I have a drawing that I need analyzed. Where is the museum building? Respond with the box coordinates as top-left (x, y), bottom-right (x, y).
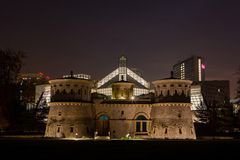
top-left (44, 56), bottom-right (196, 139)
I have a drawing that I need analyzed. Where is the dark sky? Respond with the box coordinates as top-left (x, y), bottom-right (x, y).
top-left (0, 0), bottom-right (240, 98)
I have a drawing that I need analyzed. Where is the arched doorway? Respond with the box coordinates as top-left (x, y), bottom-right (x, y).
top-left (96, 115), bottom-right (110, 136)
top-left (135, 115), bottom-right (148, 135)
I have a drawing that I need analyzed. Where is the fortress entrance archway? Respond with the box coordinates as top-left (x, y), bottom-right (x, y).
top-left (96, 115), bottom-right (110, 136)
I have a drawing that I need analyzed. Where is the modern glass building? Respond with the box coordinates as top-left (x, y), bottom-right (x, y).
top-left (173, 56), bottom-right (206, 82)
top-left (190, 85), bottom-right (207, 110)
top-left (95, 55), bottom-right (150, 97)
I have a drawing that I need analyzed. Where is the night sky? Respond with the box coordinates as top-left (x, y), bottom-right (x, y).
top-left (0, 0), bottom-right (240, 98)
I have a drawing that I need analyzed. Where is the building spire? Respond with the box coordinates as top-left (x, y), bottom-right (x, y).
top-left (118, 53), bottom-right (127, 81)
top-left (119, 55), bottom-right (127, 68)
top-left (70, 70), bottom-right (74, 78)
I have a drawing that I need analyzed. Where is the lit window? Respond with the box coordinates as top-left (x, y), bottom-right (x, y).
top-left (135, 115), bottom-right (148, 135)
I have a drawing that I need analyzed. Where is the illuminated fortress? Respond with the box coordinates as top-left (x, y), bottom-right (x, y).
top-left (44, 56), bottom-right (196, 139)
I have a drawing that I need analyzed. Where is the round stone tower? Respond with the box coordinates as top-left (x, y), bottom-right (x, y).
top-left (150, 76), bottom-right (196, 139)
top-left (112, 81), bottom-right (134, 100)
top-left (44, 75), bottom-right (95, 138)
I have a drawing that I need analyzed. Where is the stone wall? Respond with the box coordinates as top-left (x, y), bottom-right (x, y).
top-left (50, 79), bottom-right (92, 102)
top-left (152, 79), bottom-right (192, 97)
top-left (45, 102), bottom-right (196, 139)
top-left (95, 103), bottom-right (151, 139)
top-left (45, 102), bottom-right (95, 138)
top-left (151, 103), bottom-right (196, 139)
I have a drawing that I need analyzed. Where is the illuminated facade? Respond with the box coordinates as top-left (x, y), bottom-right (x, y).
top-left (173, 56), bottom-right (205, 82)
top-left (45, 73), bottom-right (196, 140)
top-left (95, 56), bottom-right (150, 97)
top-left (63, 73), bottom-right (91, 80)
top-left (190, 85), bottom-right (207, 110)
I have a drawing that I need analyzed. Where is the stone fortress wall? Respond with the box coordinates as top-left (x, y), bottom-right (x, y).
top-left (95, 103), bottom-right (151, 139)
top-left (45, 76), bottom-right (196, 139)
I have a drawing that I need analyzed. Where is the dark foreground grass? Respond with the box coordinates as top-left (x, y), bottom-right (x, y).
top-left (0, 138), bottom-right (239, 160)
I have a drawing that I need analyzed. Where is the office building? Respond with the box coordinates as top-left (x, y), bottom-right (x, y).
top-left (173, 56), bottom-right (206, 82)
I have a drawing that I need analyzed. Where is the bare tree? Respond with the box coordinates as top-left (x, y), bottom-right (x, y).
top-left (0, 48), bottom-right (25, 129)
top-left (0, 48), bottom-right (25, 86)
top-left (236, 65), bottom-right (240, 98)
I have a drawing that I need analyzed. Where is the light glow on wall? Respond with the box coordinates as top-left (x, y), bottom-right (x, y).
top-left (198, 59), bottom-right (202, 81)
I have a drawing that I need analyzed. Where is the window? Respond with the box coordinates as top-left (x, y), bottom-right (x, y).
top-left (178, 84), bottom-right (182, 87)
top-left (71, 89), bottom-right (74, 94)
top-left (153, 126), bottom-right (156, 134)
top-left (121, 75), bottom-right (124, 81)
top-left (57, 127), bottom-right (60, 133)
top-left (136, 122), bottom-right (141, 132)
top-left (70, 127), bottom-right (74, 133)
top-left (178, 112), bottom-right (181, 118)
top-left (58, 112), bottom-right (62, 116)
top-left (66, 84), bottom-right (70, 87)
top-left (179, 128), bottom-right (182, 134)
top-left (142, 122), bottom-right (147, 132)
top-left (121, 111), bottom-right (124, 115)
top-left (175, 90), bottom-right (177, 94)
top-left (170, 84), bottom-right (174, 87)
top-left (99, 115), bottom-right (109, 120)
top-left (165, 128), bottom-right (168, 134)
top-left (56, 89), bottom-right (60, 94)
top-left (86, 127), bottom-right (89, 134)
top-left (135, 115), bottom-right (148, 135)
